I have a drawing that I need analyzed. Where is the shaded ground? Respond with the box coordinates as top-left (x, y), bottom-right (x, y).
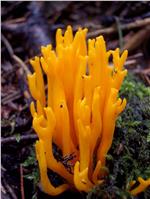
top-left (1, 2), bottom-right (150, 199)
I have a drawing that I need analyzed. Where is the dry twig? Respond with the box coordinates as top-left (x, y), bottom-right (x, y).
top-left (124, 59), bottom-right (137, 69)
top-left (2, 90), bottom-right (21, 105)
top-left (123, 25), bottom-right (150, 52)
top-left (2, 33), bottom-right (32, 104)
top-left (20, 164), bottom-right (25, 199)
top-left (1, 134), bottom-right (38, 145)
top-left (87, 17), bottom-right (150, 38)
top-left (2, 178), bottom-right (18, 199)
top-left (2, 33), bottom-right (31, 75)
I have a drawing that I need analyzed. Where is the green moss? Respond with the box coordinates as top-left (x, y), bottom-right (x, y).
top-left (23, 146), bottom-right (39, 199)
top-left (87, 73), bottom-right (150, 199)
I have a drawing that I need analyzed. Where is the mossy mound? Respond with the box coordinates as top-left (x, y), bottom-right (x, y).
top-left (87, 73), bottom-right (150, 199)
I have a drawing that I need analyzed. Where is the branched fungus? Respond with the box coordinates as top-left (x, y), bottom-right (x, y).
top-left (27, 26), bottom-right (149, 196)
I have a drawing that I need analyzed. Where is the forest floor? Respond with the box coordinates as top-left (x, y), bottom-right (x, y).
top-left (1, 2), bottom-right (150, 199)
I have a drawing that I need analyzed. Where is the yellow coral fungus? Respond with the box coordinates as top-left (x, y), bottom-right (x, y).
top-left (28, 26), bottom-right (128, 195)
top-left (129, 177), bottom-right (150, 196)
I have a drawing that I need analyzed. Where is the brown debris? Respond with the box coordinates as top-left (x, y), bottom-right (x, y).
top-left (87, 17), bottom-right (150, 38)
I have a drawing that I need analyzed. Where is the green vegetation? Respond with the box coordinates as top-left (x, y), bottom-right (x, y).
top-left (23, 146), bottom-right (39, 199)
top-left (87, 73), bottom-right (150, 199)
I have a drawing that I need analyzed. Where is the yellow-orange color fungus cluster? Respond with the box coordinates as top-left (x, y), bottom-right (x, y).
top-left (129, 177), bottom-right (150, 196)
top-left (28, 26), bottom-right (129, 195)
